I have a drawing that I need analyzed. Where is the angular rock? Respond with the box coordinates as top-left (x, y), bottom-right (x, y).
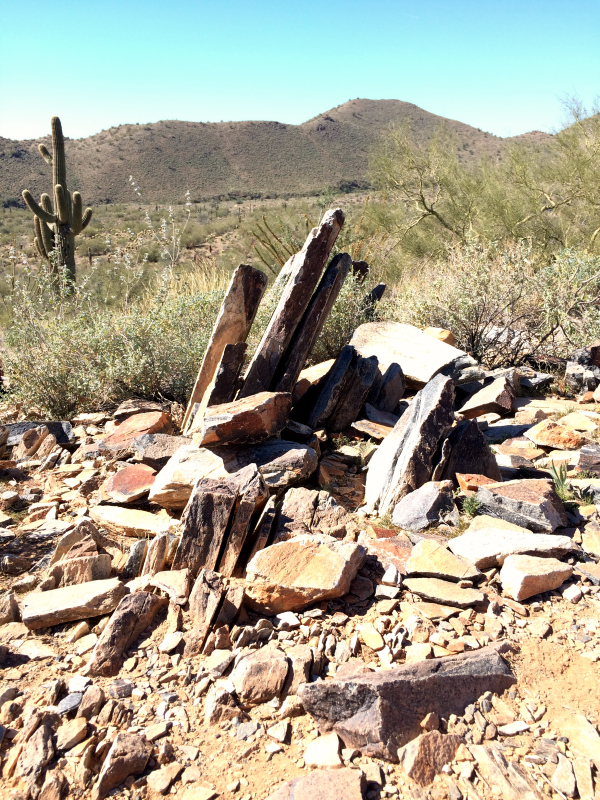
top-left (403, 577), bottom-right (484, 608)
top-left (298, 645), bottom-right (515, 760)
top-left (351, 419), bottom-right (393, 441)
top-left (188, 568), bottom-right (224, 631)
top-left (459, 377), bottom-right (515, 419)
top-left (449, 528), bottom-right (578, 569)
top-left (283, 644), bottom-right (313, 696)
top-left (148, 445), bottom-right (227, 510)
top-left (206, 341), bottom-right (248, 406)
top-left (0, 592), bottom-right (20, 625)
top-left (244, 495), bottom-right (279, 563)
top-left (358, 532), bottom-right (413, 575)
top-left (350, 321), bottom-right (476, 389)
top-left (92, 732), bottom-right (152, 800)
top-left (219, 440), bottom-right (318, 490)
top-left (303, 345), bottom-right (357, 430)
top-left (476, 479), bottom-right (567, 532)
top-left (525, 419), bottom-right (585, 450)
top-left (304, 731), bottom-right (343, 768)
top-left (499, 555), bottom-right (573, 601)
top-left (99, 411), bottom-right (171, 454)
top-left (433, 420), bottom-right (502, 486)
top-left (101, 464), bottom-right (156, 503)
top-left (86, 592), bottom-right (166, 676)
top-left (406, 539), bottom-right (481, 582)
top-left (121, 539), bottom-right (148, 581)
top-left (366, 362), bottom-right (406, 415)
top-left (292, 359), bottom-right (335, 405)
top-left (56, 717), bottom-right (88, 751)
top-left (90, 505), bottom-right (173, 538)
top-left (195, 391), bottom-right (292, 445)
top-left (456, 473), bottom-right (498, 493)
top-left (327, 354), bottom-right (380, 433)
top-left (113, 398), bottom-right (163, 422)
top-left (274, 486), bottom-right (319, 541)
top-left (50, 553), bottom-right (112, 587)
top-left (151, 569), bottom-right (191, 605)
top-left (240, 209), bottom-right (344, 398)
top-left (78, 685), bottom-right (105, 720)
top-left (231, 647), bottom-right (290, 706)
top-left (13, 424), bottom-right (49, 460)
top-left (245, 536), bottom-right (366, 613)
top-left (17, 723), bottom-right (54, 786)
top-left (214, 583), bottom-right (245, 627)
top-left (204, 684), bottom-right (242, 726)
top-left (398, 730), bottom-right (464, 785)
top-left (391, 480), bottom-right (458, 531)
top-left (265, 768), bottom-right (365, 800)
top-left (21, 578), bottom-right (126, 630)
top-left (219, 464), bottom-right (269, 576)
top-left (142, 532), bottom-right (170, 576)
top-left (365, 374), bottom-right (455, 516)
top-left (7, 420), bottom-right (73, 447)
top-left (131, 433), bottom-right (192, 471)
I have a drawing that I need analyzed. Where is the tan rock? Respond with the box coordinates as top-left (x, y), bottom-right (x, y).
top-left (21, 578), bottom-right (126, 630)
top-left (92, 732), bottom-right (152, 800)
top-left (56, 717), bottom-right (88, 751)
top-left (264, 769), bottom-right (365, 800)
top-left (560, 411), bottom-right (599, 433)
top-left (358, 624), bottom-right (385, 651)
top-left (50, 553), bottom-right (112, 587)
top-left (406, 540), bottom-right (481, 583)
top-left (150, 569), bottom-right (191, 605)
top-left (525, 419), bottom-right (585, 450)
top-left (581, 524), bottom-right (600, 558)
top-left (499, 555), bottom-right (573, 601)
top-left (304, 731), bottom-right (343, 769)
top-left (148, 445), bottom-right (228, 510)
top-left (404, 643), bottom-right (433, 663)
top-left (231, 647), bottom-right (289, 706)
top-left (194, 391), bottom-right (292, 445)
top-left (466, 514), bottom-right (528, 533)
top-left (449, 528), bottom-right (577, 569)
top-left (89, 505), bottom-right (174, 538)
top-left (398, 730), bottom-right (464, 785)
top-left (99, 411), bottom-right (171, 454)
top-left (403, 577), bottom-right (484, 608)
top-left (147, 762), bottom-right (184, 794)
top-left (293, 360), bottom-right (335, 404)
top-left (456, 473), bottom-right (498, 493)
top-left (460, 378), bottom-right (515, 419)
top-left (423, 327), bottom-right (456, 346)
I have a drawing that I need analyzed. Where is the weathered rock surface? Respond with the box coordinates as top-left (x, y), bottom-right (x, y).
top-left (265, 768), bottom-right (365, 800)
top-left (297, 645), bottom-right (515, 760)
top-left (21, 578), bottom-right (126, 630)
top-left (101, 464), bottom-right (156, 503)
top-left (433, 420), bottom-right (502, 485)
top-left (406, 539), bottom-right (482, 582)
top-left (131, 433), bottom-right (192, 470)
top-left (449, 528), bottom-right (578, 569)
top-left (403, 577), bottom-right (484, 607)
top-left (196, 391), bottom-right (292, 445)
top-left (365, 374), bottom-right (455, 516)
top-left (219, 440), bottom-right (318, 490)
top-left (231, 648), bottom-right (290, 706)
top-left (99, 411), bottom-right (171, 454)
top-left (148, 445), bottom-right (227, 510)
top-left (206, 341), bottom-right (248, 406)
top-left (476, 479), bottom-right (567, 532)
top-left (245, 536), bottom-right (366, 613)
top-left (391, 480), bottom-right (458, 531)
top-left (303, 345), bottom-right (357, 430)
top-left (219, 464), bottom-right (269, 577)
top-left (90, 505), bottom-right (174, 537)
top-left (459, 377), bottom-right (515, 419)
top-left (86, 592), bottom-right (166, 676)
top-left (327, 354), bottom-right (379, 433)
top-left (92, 732), bottom-right (152, 800)
top-left (499, 555), bottom-right (573, 601)
top-left (358, 533), bottom-right (413, 575)
top-left (524, 419), bottom-right (585, 450)
top-left (398, 730), bottom-right (464, 785)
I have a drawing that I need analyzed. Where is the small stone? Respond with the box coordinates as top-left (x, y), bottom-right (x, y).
top-left (56, 717), bottom-right (88, 751)
top-left (159, 631), bottom-right (184, 653)
top-left (57, 693), bottom-right (83, 715)
top-left (500, 555), bottom-right (573, 601)
top-left (563, 584), bottom-right (583, 603)
top-left (147, 762), bottom-right (184, 794)
top-left (304, 731), bottom-right (343, 769)
top-left (268, 720), bottom-right (290, 743)
top-left (498, 721), bottom-right (530, 736)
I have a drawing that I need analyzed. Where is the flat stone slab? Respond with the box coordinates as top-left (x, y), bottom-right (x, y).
top-left (500, 555), bottom-right (573, 601)
top-left (403, 577), bottom-right (484, 608)
top-left (131, 434), bottom-right (192, 470)
top-left (21, 578), bottom-right (126, 630)
top-left (149, 445), bottom-right (228, 510)
top-left (90, 506), bottom-right (174, 538)
top-left (195, 391), bottom-right (292, 445)
top-left (448, 528), bottom-right (578, 570)
top-left (101, 464), bottom-right (156, 503)
top-left (476, 479), bottom-right (567, 532)
top-left (266, 768), bottom-right (365, 800)
top-left (99, 411), bottom-right (172, 453)
top-left (406, 539), bottom-right (482, 582)
top-left (524, 420), bottom-right (585, 450)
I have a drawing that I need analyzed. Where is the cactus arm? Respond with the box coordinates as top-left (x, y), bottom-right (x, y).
top-left (34, 218), bottom-right (46, 259)
top-left (40, 218), bottom-right (54, 256)
top-left (22, 190), bottom-right (57, 225)
top-left (51, 116), bottom-right (67, 190)
top-left (81, 208), bottom-right (92, 230)
top-left (38, 144), bottom-right (53, 165)
top-left (41, 193), bottom-right (54, 215)
top-left (55, 185), bottom-right (69, 224)
top-left (34, 235), bottom-right (47, 260)
top-left (72, 192), bottom-right (83, 234)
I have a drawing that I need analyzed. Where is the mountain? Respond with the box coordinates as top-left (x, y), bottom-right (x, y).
top-left (0, 99), bottom-right (555, 205)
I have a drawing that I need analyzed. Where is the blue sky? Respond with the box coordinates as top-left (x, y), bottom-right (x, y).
top-left (1, 0), bottom-right (598, 140)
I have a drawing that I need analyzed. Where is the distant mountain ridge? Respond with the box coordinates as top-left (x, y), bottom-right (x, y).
top-left (0, 99), bottom-right (554, 204)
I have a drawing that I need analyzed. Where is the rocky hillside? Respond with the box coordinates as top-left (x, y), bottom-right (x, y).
top-left (0, 99), bottom-right (554, 204)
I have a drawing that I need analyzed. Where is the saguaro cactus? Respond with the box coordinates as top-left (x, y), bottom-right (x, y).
top-left (22, 116), bottom-right (92, 284)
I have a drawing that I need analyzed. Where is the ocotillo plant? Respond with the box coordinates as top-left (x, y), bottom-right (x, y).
top-left (22, 116), bottom-right (92, 284)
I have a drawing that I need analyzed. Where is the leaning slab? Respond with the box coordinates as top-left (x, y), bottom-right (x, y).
top-left (21, 578), bottom-right (126, 630)
top-left (406, 539), bottom-right (482, 582)
top-left (297, 645), bottom-right (515, 761)
top-left (194, 391), bottom-right (292, 445)
top-left (448, 528), bottom-right (578, 570)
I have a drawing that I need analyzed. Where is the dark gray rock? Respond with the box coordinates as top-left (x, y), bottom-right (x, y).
top-left (297, 645), bottom-right (515, 761)
top-left (391, 480), bottom-right (458, 531)
top-left (328, 354), bottom-right (379, 433)
top-left (7, 420), bottom-right (74, 447)
top-left (131, 434), bottom-right (191, 470)
top-left (57, 693), bottom-right (83, 715)
top-left (120, 539), bottom-right (148, 581)
top-left (433, 419), bottom-right (502, 485)
top-left (304, 345), bottom-right (357, 430)
top-left (367, 362), bottom-right (406, 414)
top-left (206, 342), bottom-right (248, 406)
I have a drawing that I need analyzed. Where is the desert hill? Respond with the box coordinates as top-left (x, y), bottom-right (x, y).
top-left (0, 99), bottom-right (554, 204)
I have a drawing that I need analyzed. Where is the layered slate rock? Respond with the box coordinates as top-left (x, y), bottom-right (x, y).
top-left (185, 569), bottom-right (224, 654)
top-left (148, 445), bottom-right (227, 510)
top-left (406, 539), bottom-right (482, 582)
top-left (402, 577), bottom-right (484, 608)
top-left (183, 263), bottom-right (268, 430)
top-left (350, 321), bottom-right (476, 388)
top-left (21, 578), bottom-right (126, 630)
top-left (499, 555), bottom-right (573, 601)
top-left (195, 391), bottom-right (292, 446)
top-left (476, 479), bottom-right (567, 532)
top-left (297, 645), bottom-right (515, 760)
top-left (245, 535), bottom-right (366, 613)
top-left (366, 362), bottom-right (406, 415)
top-left (86, 592), bottom-right (166, 676)
top-left (101, 464), bottom-right (156, 503)
top-left (206, 341), bottom-right (248, 406)
top-left (459, 377), bottom-right (515, 419)
top-left (303, 345), bottom-right (357, 430)
top-left (391, 480), bottom-right (458, 531)
top-left (292, 359), bottom-right (335, 405)
top-left (433, 420), bottom-right (502, 485)
top-left (219, 464), bottom-right (269, 577)
top-left (90, 506), bottom-right (174, 538)
top-left (240, 208), bottom-right (344, 398)
top-left (365, 374), bottom-right (455, 516)
top-left (131, 434), bottom-right (192, 470)
top-left (265, 768), bottom-right (366, 800)
top-left (99, 411), bottom-right (172, 454)
top-left (327, 354), bottom-right (380, 433)
top-left (448, 528), bottom-right (578, 569)
top-left (218, 440), bottom-right (318, 490)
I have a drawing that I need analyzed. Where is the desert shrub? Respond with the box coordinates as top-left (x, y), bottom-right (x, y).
top-left (383, 240), bottom-right (600, 368)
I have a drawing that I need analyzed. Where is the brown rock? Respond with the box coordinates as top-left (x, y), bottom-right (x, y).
top-left (358, 533), bottom-right (413, 575)
top-left (150, 569), bottom-right (191, 606)
top-left (476, 479), bottom-right (567, 532)
top-left (17, 723), bottom-right (54, 786)
top-left (398, 730), bottom-right (464, 785)
top-left (219, 440), bottom-right (318, 490)
top-left (13, 424), bottom-right (49, 460)
top-left (459, 378), bottom-right (515, 419)
top-left (433, 420), bottom-right (502, 485)
top-left (351, 419), bottom-right (393, 441)
top-left (92, 732), bottom-right (152, 800)
top-left (525, 419), bottom-right (585, 450)
top-left (196, 391), bottom-right (292, 445)
top-left (101, 464), bottom-right (156, 503)
top-left (142, 532), bottom-right (169, 576)
top-left (147, 762), bottom-right (184, 794)
top-left (423, 327), bottom-right (456, 346)
top-left (148, 445), bottom-right (227, 510)
top-left (293, 359), bottom-right (335, 405)
top-left (0, 591), bottom-right (20, 624)
top-left (265, 768), bottom-right (365, 800)
top-left (219, 464), bottom-right (269, 576)
top-left (99, 411), bottom-right (171, 454)
top-left (456, 473), bottom-right (499, 493)
top-left (78, 684), bottom-right (105, 719)
top-left (50, 553), bottom-right (112, 587)
top-left (231, 647), bottom-right (290, 706)
top-left (56, 717), bottom-right (88, 751)
top-left (283, 644), bottom-right (313, 695)
top-left (86, 592), bottom-right (167, 676)
top-left (21, 578), bottom-right (126, 630)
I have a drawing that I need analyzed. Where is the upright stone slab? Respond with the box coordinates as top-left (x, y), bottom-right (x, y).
top-left (328, 354), bottom-right (379, 433)
top-left (243, 495), bottom-right (279, 566)
top-left (367, 362), bottom-right (406, 414)
top-left (218, 464), bottom-right (269, 577)
top-left (206, 342), bottom-right (248, 406)
top-left (365, 374), bottom-right (455, 516)
top-left (240, 209), bottom-right (345, 398)
top-left (273, 253), bottom-right (351, 393)
top-left (304, 345), bottom-right (356, 430)
top-left (183, 264), bottom-right (268, 431)
top-left (184, 568), bottom-right (224, 654)
top-left (172, 477), bottom-right (237, 576)
top-left (432, 419), bottom-right (502, 485)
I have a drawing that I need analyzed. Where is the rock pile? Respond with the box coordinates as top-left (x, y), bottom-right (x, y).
top-left (2, 208), bottom-right (600, 800)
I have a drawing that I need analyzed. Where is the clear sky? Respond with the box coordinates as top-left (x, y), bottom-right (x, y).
top-left (1, 0), bottom-right (598, 141)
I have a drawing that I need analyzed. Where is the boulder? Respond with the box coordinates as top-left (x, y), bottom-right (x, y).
top-left (406, 539), bottom-right (481, 582)
top-left (100, 464), bottom-right (156, 503)
top-left (265, 769), bottom-right (365, 800)
top-left (245, 536), bottom-right (366, 613)
top-left (195, 391), bottom-right (292, 445)
top-left (448, 528), bottom-right (578, 569)
top-left (231, 648), bottom-right (290, 706)
top-left (403, 577), bottom-right (484, 608)
top-left (92, 732), bottom-right (152, 800)
top-left (499, 555), bottom-right (573, 601)
top-left (297, 645), bottom-right (515, 760)
top-left (398, 730), bottom-right (464, 785)
top-left (21, 578), bottom-right (126, 630)
top-left (365, 374), bottom-right (455, 516)
top-left (459, 377), bottom-right (515, 419)
top-left (476, 479), bottom-right (567, 532)
top-left (218, 440), bottom-right (318, 490)
top-left (99, 411), bottom-right (171, 454)
top-left (86, 592), bottom-right (166, 676)
top-left (524, 419), bottom-right (585, 450)
top-left (391, 480), bottom-right (458, 531)
top-left (350, 321), bottom-right (476, 388)
top-left (90, 506), bottom-right (174, 538)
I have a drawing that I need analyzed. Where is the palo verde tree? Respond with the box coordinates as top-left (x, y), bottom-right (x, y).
top-left (22, 116), bottom-right (92, 284)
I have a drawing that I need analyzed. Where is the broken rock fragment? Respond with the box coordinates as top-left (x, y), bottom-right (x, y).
top-left (449, 528), bottom-right (577, 569)
top-left (195, 391), bottom-right (292, 445)
top-left (21, 578), bottom-right (126, 630)
top-left (499, 555), bottom-right (573, 601)
top-left (476, 479), bottom-right (567, 532)
top-left (459, 377), bottom-right (515, 419)
top-left (101, 463), bottom-right (156, 503)
top-left (406, 539), bottom-right (482, 582)
top-left (99, 411), bottom-right (172, 454)
top-left (403, 577), bottom-right (484, 608)
top-left (398, 730), bottom-right (464, 785)
top-left (524, 419), bottom-right (585, 450)
top-left (92, 732), bottom-right (152, 800)
top-left (231, 647), bottom-right (290, 706)
top-left (391, 480), bottom-right (458, 531)
top-left (90, 505), bottom-right (174, 537)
